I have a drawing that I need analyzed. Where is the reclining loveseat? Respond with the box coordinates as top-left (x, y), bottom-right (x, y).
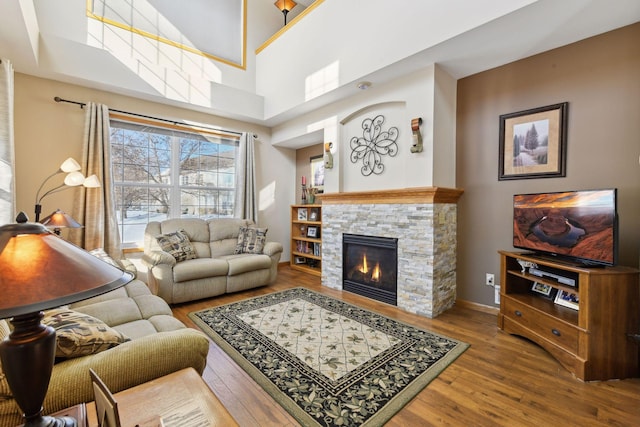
top-left (143, 218), bottom-right (283, 304)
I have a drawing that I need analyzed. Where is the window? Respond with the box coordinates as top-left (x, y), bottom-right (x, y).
top-left (110, 119), bottom-right (238, 247)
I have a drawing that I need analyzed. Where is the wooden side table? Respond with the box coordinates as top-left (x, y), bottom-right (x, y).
top-left (85, 368), bottom-right (238, 427)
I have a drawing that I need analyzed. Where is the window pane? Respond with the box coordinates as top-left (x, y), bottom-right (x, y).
top-left (218, 172), bottom-right (234, 188)
top-left (200, 142), bottom-right (219, 156)
top-left (180, 189), bottom-right (234, 219)
top-left (111, 119), bottom-right (238, 246)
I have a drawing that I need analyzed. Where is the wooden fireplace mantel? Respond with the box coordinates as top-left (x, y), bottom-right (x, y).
top-left (318, 187), bottom-right (464, 205)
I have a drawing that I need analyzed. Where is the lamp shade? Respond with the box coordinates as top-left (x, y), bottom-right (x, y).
top-left (0, 218), bottom-right (133, 319)
top-left (40, 209), bottom-right (83, 230)
top-left (63, 171), bottom-right (86, 187)
top-left (274, 0), bottom-right (297, 12)
top-left (59, 157), bottom-right (81, 173)
top-left (83, 174), bottom-right (101, 188)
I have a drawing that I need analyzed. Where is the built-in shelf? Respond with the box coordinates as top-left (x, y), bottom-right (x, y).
top-left (290, 204), bottom-right (322, 276)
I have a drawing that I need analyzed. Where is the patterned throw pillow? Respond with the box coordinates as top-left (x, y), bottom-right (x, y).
top-left (155, 229), bottom-right (197, 262)
top-left (234, 226), bottom-right (268, 254)
top-left (43, 309), bottom-right (130, 359)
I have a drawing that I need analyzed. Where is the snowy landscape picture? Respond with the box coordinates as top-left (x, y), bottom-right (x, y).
top-left (499, 103), bottom-right (568, 180)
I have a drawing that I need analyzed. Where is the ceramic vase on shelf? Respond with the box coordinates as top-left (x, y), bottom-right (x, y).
top-left (307, 187), bottom-right (316, 204)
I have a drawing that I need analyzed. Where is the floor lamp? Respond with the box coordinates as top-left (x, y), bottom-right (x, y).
top-left (34, 157), bottom-right (100, 222)
top-left (274, 0), bottom-right (297, 25)
top-left (0, 212), bottom-right (133, 426)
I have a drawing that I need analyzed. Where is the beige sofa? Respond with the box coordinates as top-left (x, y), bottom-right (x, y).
top-left (0, 279), bottom-right (210, 427)
top-left (143, 218), bottom-right (283, 304)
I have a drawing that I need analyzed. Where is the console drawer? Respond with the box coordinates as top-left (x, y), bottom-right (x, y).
top-left (503, 298), bottom-right (579, 354)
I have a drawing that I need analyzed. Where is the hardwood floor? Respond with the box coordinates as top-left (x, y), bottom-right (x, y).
top-left (171, 266), bottom-right (640, 426)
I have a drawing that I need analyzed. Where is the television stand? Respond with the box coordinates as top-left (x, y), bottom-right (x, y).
top-left (498, 250), bottom-right (639, 381)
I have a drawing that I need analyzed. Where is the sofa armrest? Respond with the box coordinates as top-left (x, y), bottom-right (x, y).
top-left (263, 241), bottom-right (283, 257)
top-left (118, 258), bottom-right (138, 276)
top-left (42, 329), bottom-right (209, 415)
top-left (142, 250), bottom-right (177, 268)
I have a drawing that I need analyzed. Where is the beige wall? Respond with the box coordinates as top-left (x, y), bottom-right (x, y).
top-left (13, 74), bottom-right (295, 256)
top-left (456, 23), bottom-right (640, 306)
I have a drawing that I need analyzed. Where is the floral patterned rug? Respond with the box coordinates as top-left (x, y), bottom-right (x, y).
top-left (189, 288), bottom-right (468, 427)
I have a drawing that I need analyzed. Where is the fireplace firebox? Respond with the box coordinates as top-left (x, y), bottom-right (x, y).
top-left (343, 233), bottom-right (398, 305)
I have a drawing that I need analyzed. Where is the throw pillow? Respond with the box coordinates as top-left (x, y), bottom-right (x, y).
top-left (234, 226), bottom-right (268, 254)
top-left (43, 308), bottom-right (130, 359)
top-left (155, 229), bottom-right (197, 262)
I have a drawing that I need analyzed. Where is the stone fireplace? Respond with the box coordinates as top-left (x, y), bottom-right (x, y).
top-left (320, 187), bottom-right (463, 318)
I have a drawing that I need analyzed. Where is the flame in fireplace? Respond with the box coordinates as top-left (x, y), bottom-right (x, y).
top-left (355, 253), bottom-right (382, 283)
top-left (359, 254), bottom-right (369, 274)
top-left (371, 262), bottom-right (381, 282)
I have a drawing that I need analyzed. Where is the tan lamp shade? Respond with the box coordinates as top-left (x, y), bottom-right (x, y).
top-left (0, 219), bottom-right (132, 319)
top-left (40, 209), bottom-right (82, 230)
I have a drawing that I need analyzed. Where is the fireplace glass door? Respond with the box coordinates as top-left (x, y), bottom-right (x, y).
top-left (343, 234), bottom-right (397, 305)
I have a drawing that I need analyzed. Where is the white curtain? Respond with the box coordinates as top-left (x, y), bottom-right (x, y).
top-left (234, 132), bottom-right (257, 222)
top-left (69, 103), bottom-right (122, 259)
top-left (0, 59), bottom-right (15, 225)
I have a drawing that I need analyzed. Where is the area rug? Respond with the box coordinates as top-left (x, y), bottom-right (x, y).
top-left (189, 288), bottom-right (469, 427)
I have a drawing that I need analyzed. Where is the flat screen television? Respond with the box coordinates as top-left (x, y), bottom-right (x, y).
top-left (513, 189), bottom-right (617, 266)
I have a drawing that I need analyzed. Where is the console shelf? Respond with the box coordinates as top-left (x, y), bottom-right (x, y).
top-left (498, 250), bottom-right (639, 381)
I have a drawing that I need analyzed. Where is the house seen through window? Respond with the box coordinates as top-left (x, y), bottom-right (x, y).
top-left (110, 119), bottom-right (238, 247)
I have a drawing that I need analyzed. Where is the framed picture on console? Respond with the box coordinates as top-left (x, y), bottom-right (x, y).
top-left (531, 282), bottom-right (556, 299)
top-left (499, 102), bottom-right (568, 180)
top-left (297, 208), bottom-right (307, 221)
top-left (554, 290), bottom-right (579, 310)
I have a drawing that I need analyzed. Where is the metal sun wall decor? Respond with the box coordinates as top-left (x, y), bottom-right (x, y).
top-left (350, 115), bottom-right (399, 176)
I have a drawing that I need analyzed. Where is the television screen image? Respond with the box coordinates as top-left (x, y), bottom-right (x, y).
top-left (513, 189), bottom-right (617, 266)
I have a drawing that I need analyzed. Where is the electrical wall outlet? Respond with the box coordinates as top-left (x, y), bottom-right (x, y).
top-left (495, 285), bottom-right (500, 304)
top-left (485, 273), bottom-right (495, 287)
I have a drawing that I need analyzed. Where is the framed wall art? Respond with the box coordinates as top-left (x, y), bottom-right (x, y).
top-left (310, 154), bottom-right (324, 192)
top-left (498, 102), bottom-right (568, 180)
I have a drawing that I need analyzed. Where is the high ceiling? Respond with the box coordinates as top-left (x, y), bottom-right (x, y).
top-left (0, 0), bottom-right (638, 127)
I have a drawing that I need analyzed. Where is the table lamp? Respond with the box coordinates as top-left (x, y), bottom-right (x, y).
top-left (40, 209), bottom-right (83, 236)
top-left (0, 212), bottom-right (134, 427)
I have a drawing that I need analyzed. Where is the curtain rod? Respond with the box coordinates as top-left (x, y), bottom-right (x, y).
top-left (53, 97), bottom-right (257, 139)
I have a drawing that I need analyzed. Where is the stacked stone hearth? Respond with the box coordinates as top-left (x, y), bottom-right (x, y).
top-left (320, 187), bottom-right (463, 318)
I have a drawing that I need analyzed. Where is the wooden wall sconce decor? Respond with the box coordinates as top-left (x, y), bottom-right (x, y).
top-left (410, 117), bottom-right (423, 153)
